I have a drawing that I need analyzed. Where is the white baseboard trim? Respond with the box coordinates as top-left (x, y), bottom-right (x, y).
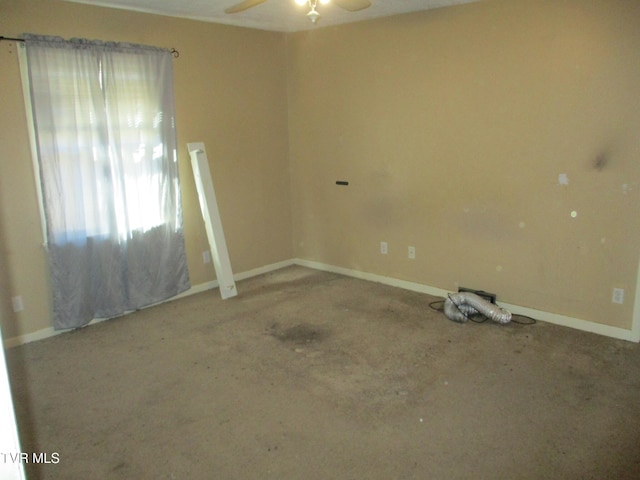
top-left (3, 327), bottom-right (59, 349)
top-left (5, 257), bottom-right (636, 347)
top-left (235, 258), bottom-right (296, 281)
top-left (3, 258), bottom-right (296, 348)
top-left (293, 258), bottom-right (638, 343)
top-left (293, 258), bottom-right (451, 298)
top-left (502, 302), bottom-right (635, 342)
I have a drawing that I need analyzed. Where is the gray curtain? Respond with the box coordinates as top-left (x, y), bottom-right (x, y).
top-left (23, 34), bottom-right (190, 329)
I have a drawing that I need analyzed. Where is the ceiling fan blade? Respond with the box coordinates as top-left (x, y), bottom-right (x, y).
top-left (224, 0), bottom-right (268, 14)
top-left (332, 0), bottom-right (371, 12)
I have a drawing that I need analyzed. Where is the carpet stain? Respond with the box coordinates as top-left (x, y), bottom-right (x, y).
top-left (270, 323), bottom-right (330, 345)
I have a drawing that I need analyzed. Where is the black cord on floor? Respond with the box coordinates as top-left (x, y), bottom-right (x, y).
top-left (510, 315), bottom-right (537, 325)
top-left (428, 299), bottom-right (445, 311)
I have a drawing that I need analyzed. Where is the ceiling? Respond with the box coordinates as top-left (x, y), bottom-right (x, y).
top-left (64, 0), bottom-right (481, 32)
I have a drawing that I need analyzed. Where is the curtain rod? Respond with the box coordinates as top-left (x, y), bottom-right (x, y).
top-left (0, 36), bottom-right (179, 57)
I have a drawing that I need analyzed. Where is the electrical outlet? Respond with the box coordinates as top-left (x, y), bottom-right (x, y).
top-left (12, 296), bottom-right (24, 313)
top-left (202, 250), bottom-right (211, 264)
top-left (408, 246), bottom-right (416, 259)
top-left (380, 241), bottom-right (388, 255)
top-left (612, 288), bottom-right (624, 304)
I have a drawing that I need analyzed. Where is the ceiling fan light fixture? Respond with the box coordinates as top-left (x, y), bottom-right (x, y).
top-left (225, 0), bottom-right (371, 18)
top-left (297, 0), bottom-right (329, 24)
top-left (306, 7), bottom-right (321, 23)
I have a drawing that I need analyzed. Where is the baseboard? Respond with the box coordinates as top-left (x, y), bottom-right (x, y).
top-left (3, 326), bottom-right (60, 349)
top-left (504, 302), bottom-right (635, 341)
top-left (293, 258), bottom-right (452, 298)
top-left (5, 257), bottom-right (636, 347)
top-left (234, 258), bottom-right (295, 281)
top-left (3, 258), bottom-right (296, 348)
top-left (293, 258), bottom-right (638, 343)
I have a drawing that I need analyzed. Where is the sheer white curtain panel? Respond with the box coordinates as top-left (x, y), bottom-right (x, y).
top-left (23, 34), bottom-right (190, 329)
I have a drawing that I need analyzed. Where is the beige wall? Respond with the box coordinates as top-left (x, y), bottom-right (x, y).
top-left (0, 0), bottom-right (292, 339)
top-left (288, 0), bottom-right (640, 330)
top-left (1, 0), bottom-right (640, 341)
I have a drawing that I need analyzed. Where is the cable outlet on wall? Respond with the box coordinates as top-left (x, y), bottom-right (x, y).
top-left (380, 241), bottom-right (388, 255)
top-left (202, 250), bottom-right (211, 264)
top-left (408, 246), bottom-right (416, 259)
top-left (612, 288), bottom-right (624, 304)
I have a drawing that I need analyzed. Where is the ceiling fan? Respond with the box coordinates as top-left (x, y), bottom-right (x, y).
top-left (225, 0), bottom-right (372, 24)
